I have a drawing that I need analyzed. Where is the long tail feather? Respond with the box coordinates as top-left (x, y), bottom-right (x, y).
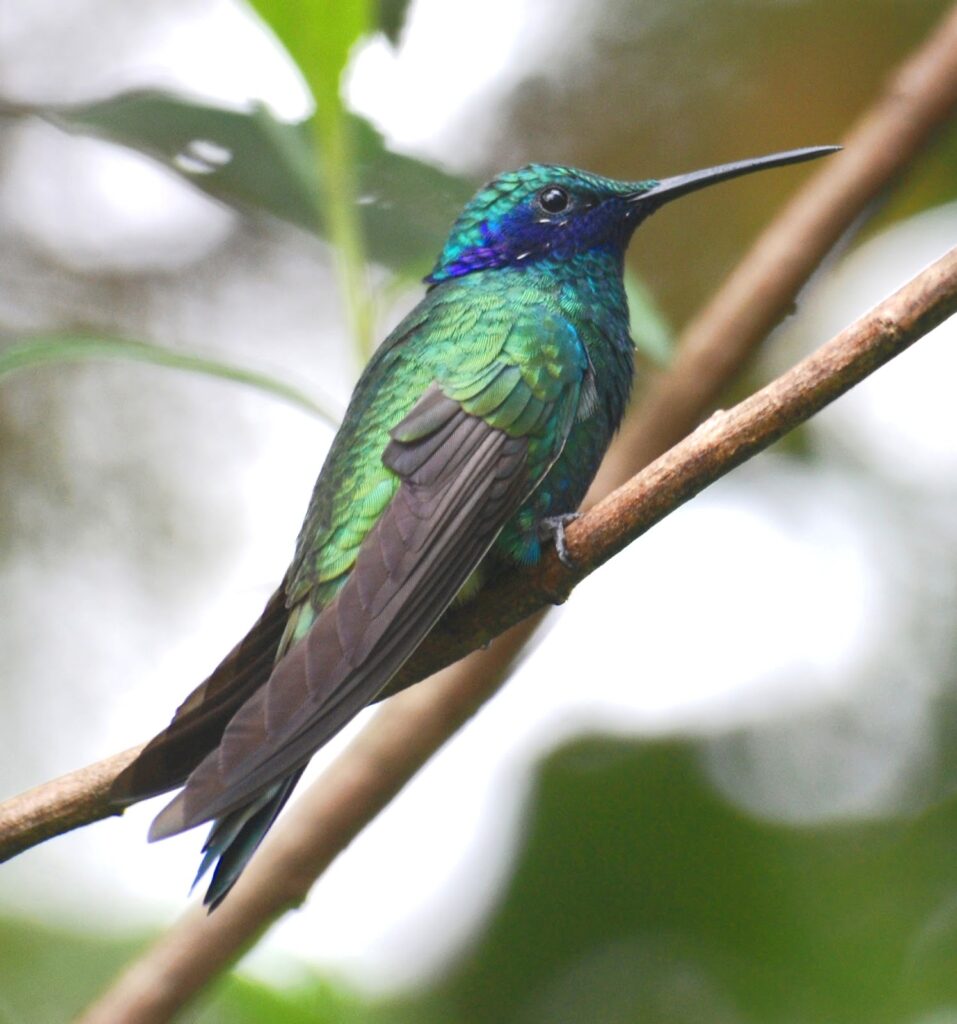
top-left (193, 767), bottom-right (305, 910)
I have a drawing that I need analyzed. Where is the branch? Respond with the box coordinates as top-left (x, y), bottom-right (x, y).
top-left (76, 246), bottom-right (957, 1024)
top-left (0, 747), bottom-right (140, 859)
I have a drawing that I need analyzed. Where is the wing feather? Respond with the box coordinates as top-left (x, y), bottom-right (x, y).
top-left (110, 584), bottom-right (289, 805)
top-left (151, 399), bottom-right (530, 837)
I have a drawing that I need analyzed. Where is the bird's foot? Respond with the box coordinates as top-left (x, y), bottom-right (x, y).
top-left (539, 513), bottom-right (580, 569)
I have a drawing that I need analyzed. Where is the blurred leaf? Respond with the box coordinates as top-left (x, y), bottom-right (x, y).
top-left (50, 94), bottom-right (322, 231)
top-left (0, 915), bottom-right (138, 1024)
top-left (625, 270), bottom-right (675, 366)
top-left (0, 915), bottom-right (365, 1024)
top-left (349, 116), bottom-right (473, 276)
top-left (376, 0), bottom-right (413, 42)
top-left (0, 335), bottom-right (342, 426)
top-left (43, 92), bottom-right (473, 275)
top-left (248, 0), bottom-right (376, 357)
top-left (375, 736), bottom-right (957, 1024)
top-left (246, 0), bottom-right (371, 115)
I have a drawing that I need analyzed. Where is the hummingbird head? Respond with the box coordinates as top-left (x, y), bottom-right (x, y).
top-left (426, 146), bottom-right (839, 285)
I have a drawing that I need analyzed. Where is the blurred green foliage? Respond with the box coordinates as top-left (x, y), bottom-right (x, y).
top-left (48, 92), bottom-right (473, 277)
top-left (376, 0), bottom-right (413, 43)
top-left (0, 334), bottom-right (342, 425)
top-left (7, 735), bottom-right (957, 1022)
top-left (423, 737), bottom-right (957, 1024)
top-left (250, 0), bottom-right (374, 356)
top-left (0, 916), bottom-right (362, 1023)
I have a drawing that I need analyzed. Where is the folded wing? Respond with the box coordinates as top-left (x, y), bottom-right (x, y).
top-left (110, 585), bottom-right (289, 805)
top-left (150, 390), bottom-right (531, 838)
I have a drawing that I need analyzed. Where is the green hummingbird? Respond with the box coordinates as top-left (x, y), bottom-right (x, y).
top-left (110, 144), bottom-right (837, 907)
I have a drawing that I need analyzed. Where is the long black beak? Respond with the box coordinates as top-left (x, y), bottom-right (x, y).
top-left (630, 145), bottom-right (840, 207)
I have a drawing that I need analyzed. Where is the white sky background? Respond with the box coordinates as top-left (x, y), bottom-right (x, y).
top-left (0, 0), bottom-right (956, 998)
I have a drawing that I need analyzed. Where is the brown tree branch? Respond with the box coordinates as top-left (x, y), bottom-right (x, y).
top-left (77, 245), bottom-right (957, 1024)
top-left (0, 747), bottom-right (140, 859)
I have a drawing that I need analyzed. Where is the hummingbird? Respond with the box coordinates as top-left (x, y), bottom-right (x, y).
top-left (110, 144), bottom-right (837, 908)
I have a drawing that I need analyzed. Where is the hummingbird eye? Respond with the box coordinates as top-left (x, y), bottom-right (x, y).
top-left (538, 186), bottom-right (570, 213)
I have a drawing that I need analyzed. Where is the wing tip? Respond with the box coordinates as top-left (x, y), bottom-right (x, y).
top-left (148, 793), bottom-right (191, 842)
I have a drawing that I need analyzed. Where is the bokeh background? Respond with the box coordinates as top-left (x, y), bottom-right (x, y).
top-left (2, 0), bottom-right (957, 1020)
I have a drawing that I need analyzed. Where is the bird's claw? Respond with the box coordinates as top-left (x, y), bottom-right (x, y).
top-left (539, 513), bottom-right (580, 568)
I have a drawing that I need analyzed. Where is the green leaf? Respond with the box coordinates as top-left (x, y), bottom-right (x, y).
top-left (246, 0), bottom-right (372, 116)
top-left (247, 0), bottom-right (376, 358)
top-left (375, 734), bottom-right (957, 1024)
top-left (42, 92), bottom-right (472, 276)
top-left (625, 270), bottom-right (675, 366)
top-left (47, 93), bottom-right (322, 230)
top-left (0, 335), bottom-right (342, 426)
top-left (376, 0), bottom-right (413, 42)
top-left (0, 914), bottom-right (369, 1024)
top-left (349, 116), bottom-right (473, 276)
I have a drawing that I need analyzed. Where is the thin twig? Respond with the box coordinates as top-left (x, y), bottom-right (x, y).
top-left (76, 245), bottom-right (957, 1024)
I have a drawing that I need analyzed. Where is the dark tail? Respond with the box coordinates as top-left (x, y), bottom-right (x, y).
top-left (109, 584), bottom-right (294, 908)
top-left (193, 767), bottom-right (305, 910)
